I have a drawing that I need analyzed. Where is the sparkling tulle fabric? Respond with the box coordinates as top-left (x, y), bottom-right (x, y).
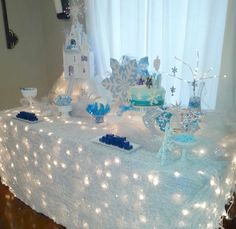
top-left (0, 108), bottom-right (235, 229)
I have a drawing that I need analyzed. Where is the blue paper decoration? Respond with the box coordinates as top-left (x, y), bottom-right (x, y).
top-left (99, 134), bottom-right (133, 150)
top-left (86, 103), bottom-right (110, 123)
top-left (156, 111), bottom-right (172, 132)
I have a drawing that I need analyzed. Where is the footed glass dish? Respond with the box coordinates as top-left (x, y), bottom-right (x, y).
top-left (86, 102), bottom-right (110, 124)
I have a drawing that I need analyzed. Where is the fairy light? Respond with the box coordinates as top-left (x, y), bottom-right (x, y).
top-left (114, 157), bottom-right (120, 164)
top-left (215, 188), bottom-right (221, 195)
top-left (139, 193), bottom-right (145, 200)
top-left (95, 208), bottom-right (101, 214)
top-left (210, 177), bottom-right (216, 186)
top-left (172, 193), bottom-right (182, 204)
top-left (139, 215), bottom-right (147, 223)
top-left (83, 222), bottom-right (89, 228)
top-left (174, 171), bottom-right (181, 178)
top-left (84, 176), bottom-right (90, 186)
top-left (182, 209), bottom-right (189, 216)
top-left (106, 171), bottom-right (112, 178)
top-left (197, 170), bottom-right (205, 175)
top-left (104, 160), bottom-right (110, 167)
top-left (61, 163), bottom-right (67, 169)
top-left (101, 182), bottom-right (108, 190)
top-left (133, 173), bottom-right (139, 180)
top-left (96, 168), bottom-right (102, 176)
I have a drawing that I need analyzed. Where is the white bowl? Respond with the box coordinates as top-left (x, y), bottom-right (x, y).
top-left (21, 88), bottom-right (37, 98)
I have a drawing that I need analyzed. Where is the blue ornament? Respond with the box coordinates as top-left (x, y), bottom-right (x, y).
top-left (171, 66), bottom-right (178, 75)
top-left (86, 102), bottom-right (110, 123)
top-left (156, 111), bottom-right (172, 132)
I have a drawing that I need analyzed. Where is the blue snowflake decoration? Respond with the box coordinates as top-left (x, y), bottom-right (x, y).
top-left (180, 110), bottom-right (201, 132)
top-left (170, 86), bottom-right (176, 96)
top-left (171, 66), bottom-right (178, 75)
top-left (156, 111), bottom-right (173, 132)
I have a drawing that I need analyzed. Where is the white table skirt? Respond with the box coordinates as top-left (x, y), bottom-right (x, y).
top-left (0, 108), bottom-right (235, 229)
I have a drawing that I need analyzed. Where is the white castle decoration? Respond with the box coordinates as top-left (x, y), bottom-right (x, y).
top-left (63, 21), bottom-right (94, 95)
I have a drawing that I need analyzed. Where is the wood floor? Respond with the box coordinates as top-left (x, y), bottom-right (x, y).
top-left (0, 178), bottom-right (235, 229)
top-left (0, 179), bottom-right (65, 229)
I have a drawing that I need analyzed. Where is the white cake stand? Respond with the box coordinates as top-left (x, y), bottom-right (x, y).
top-left (173, 134), bottom-right (198, 162)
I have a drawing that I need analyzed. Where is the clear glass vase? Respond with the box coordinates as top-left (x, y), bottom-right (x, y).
top-left (188, 80), bottom-right (203, 110)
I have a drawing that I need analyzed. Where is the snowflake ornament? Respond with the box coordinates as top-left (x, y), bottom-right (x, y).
top-left (156, 111), bottom-right (173, 132)
top-left (170, 86), bottom-right (176, 96)
top-left (149, 90), bottom-right (159, 105)
top-left (102, 58), bottom-right (137, 103)
top-left (171, 66), bottom-right (178, 76)
top-left (180, 110), bottom-right (201, 133)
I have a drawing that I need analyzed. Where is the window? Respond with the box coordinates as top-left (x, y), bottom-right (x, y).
top-left (86, 0), bottom-right (228, 109)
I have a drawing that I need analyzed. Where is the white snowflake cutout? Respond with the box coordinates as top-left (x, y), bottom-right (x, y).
top-left (102, 58), bottom-right (137, 103)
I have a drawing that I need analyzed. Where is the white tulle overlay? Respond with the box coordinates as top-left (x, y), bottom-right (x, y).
top-left (0, 108), bottom-right (235, 229)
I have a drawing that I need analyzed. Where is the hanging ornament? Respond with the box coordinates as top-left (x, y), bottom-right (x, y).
top-left (170, 86), bottom-right (176, 96)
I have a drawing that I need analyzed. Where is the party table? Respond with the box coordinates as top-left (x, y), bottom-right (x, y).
top-left (0, 107), bottom-right (235, 229)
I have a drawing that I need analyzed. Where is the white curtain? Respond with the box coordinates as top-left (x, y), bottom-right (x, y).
top-left (86, 0), bottom-right (228, 109)
top-left (216, 0), bottom-right (236, 113)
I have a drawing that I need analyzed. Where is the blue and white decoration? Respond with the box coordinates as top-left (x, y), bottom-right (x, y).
top-left (86, 102), bottom-right (110, 123)
top-left (102, 57), bottom-right (137, 103)
top-left (173, 133), bottom-right (197, 144)
top-left (157, 123), bottom-right (174, 165)
top-left (180, 110), bottom-right (201, 133)
top-left (137, 56), bottom-right (150, 79)
top-left (54, 95), bottom-right (72, 106)
top-left (156, 111), bottom-right (173, 132)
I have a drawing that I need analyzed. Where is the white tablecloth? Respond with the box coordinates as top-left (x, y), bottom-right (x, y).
top-left (0, 108), bottom-right (235, 229)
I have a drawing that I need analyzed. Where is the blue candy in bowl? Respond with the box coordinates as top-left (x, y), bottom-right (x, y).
top-left (86, 102), bottom-right (110, 123)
